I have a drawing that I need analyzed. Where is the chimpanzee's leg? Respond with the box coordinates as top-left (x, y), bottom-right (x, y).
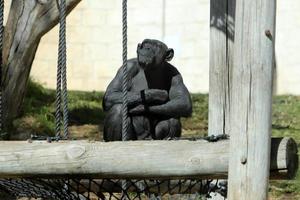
top-left (131, 116), bottom-right (151, 140)
top-left (154, 118), bottom-right (181, 139)
top-left (103, 104), bottom-right (135, 141)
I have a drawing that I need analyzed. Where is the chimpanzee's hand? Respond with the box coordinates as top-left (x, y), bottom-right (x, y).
top-left (143, 89), bottom-right (168, 105)
top-left (129, 104), bottom-right (147, 115)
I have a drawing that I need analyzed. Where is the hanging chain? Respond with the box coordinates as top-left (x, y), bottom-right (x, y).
top-left (121, 0), bottom-right (129, 141)
top-left (55, 0), bottom-right (68, 139)
top-left (0, 0), bottom-right (4, 133)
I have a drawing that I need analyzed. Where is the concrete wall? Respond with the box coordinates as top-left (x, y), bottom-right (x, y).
top-left (276, 0), bottom-right (300, 94)
top-left (4, 0), bottom-right (300, 94)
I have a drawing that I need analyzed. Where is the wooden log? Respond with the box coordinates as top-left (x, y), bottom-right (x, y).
top-left (209, 0), bottom-right (235, 136)
top-left (0, 138), bottom-right (296, 179)
top-left (209, 3), bottom-right (236, 198)
top-left (227, 0), bottom-right (277, 199)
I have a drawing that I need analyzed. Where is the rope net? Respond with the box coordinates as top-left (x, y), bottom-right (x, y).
top-left (0, 178), bottom-right (227, 199)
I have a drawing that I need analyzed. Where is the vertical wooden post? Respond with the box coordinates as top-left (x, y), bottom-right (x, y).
top-left (227, 0), bottom-right (276, 199)
top-left (209, 0), bottom-right (235, 137)
top-left (209, 1), bottom-right (235, 199)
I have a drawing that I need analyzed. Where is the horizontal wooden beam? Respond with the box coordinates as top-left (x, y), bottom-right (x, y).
top-left (0, 137), bottom-right (297, 179)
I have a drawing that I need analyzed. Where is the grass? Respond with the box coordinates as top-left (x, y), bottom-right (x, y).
top-left (10, 80), bottom-right (300, 199)
top-left (12, 80), bottom-right (105, 139)
top-left (270, 95), bottom-right (300, 199)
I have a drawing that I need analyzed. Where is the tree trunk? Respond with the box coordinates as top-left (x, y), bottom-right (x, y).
top-left (2, 0), bottom-right (81, 131)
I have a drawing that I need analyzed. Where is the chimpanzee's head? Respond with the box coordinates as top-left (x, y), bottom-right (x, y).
top-left (137, 39), bottom-right (174, 70)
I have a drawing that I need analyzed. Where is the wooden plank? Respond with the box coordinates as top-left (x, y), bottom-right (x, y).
top-left (209, 0), bottom-right (235, 136)
top-left (227, 0), bottom-right (277, 199)
top-left (0, 138), bottom-right (296, 179)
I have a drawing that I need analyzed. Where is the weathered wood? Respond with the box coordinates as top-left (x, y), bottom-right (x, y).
top-left (209, 0), bottom-right (235, 136)
top-left (0, 138), bottom-right (296, 179)
top-left (209, 3), bottom-right (236, 198)
top-left (270, 138), bottom-right (298, 179)
top-left (2, 0), bottom-right (81, 129)
top-left (227, 0), bottom-right (277, 199)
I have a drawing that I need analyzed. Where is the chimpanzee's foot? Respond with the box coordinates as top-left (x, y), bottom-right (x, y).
top-left (154, 118), bottom-right (181, 140)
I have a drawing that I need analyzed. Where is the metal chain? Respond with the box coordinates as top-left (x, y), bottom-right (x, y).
top-left (121, 0), bottom-right (129, 141)
top-left (55, 0), bottom-right (68, 139)
top-left (0, 0), bottom-right (4, 133)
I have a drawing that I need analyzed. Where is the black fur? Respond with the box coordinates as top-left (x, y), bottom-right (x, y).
top-left (103, 39), bottom-right (192, 141)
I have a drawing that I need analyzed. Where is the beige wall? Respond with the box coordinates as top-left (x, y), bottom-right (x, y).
top-left (4, 0), bottom-right (300, 94)
top-left (276, 0), bottom-right (300, 94)
top-left (30, 0), bottom-right (210, 92)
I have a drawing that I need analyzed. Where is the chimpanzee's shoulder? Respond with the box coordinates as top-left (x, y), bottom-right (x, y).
top-left (127, 58), bottom-right (140, 76)
top-left (165, 63), bottom-right (181, 77)
top-left (127, 58), bottom-right (139, 68)
top-left (117, 58), bottom-right (140, 77)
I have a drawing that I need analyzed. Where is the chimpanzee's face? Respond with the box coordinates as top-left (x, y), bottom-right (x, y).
top-left (137, 39), bottom-right (174, 70)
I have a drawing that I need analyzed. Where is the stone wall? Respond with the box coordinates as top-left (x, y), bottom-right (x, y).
top-left (3, 0), bottom-right (300, 94)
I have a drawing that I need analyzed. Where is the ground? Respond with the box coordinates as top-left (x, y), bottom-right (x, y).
top-left (8, 80), bottom-right (300, 199)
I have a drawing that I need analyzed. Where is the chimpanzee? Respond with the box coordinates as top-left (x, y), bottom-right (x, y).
top-left (103, 39), bottom-right (192, 141)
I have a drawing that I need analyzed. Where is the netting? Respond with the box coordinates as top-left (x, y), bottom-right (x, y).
top-left (0, 178), bottom-right (227, 200)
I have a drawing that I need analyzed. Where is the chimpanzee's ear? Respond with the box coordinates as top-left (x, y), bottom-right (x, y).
top-left (137, 43), bottom-right (142, 49)
top-left (165, 48), bottom-right (174, 62)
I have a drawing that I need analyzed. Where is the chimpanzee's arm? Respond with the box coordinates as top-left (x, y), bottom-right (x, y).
top-left (103, 66), bottom-right (143, 111)
top-left (148, 74), bottom-right (192, 117)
